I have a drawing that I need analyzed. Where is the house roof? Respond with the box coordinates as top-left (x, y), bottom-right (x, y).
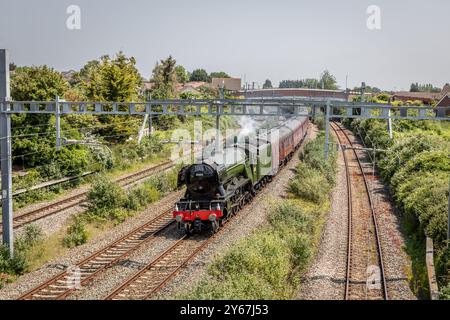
top-left (441, 83), bottom-right (450, 96)
top-left (184, 81), bottom-right (208, 89)
top-left (436, 94), bottom-right (450, 107)
top-left (142, 81), bottom-right (155, 90)
top-left (393, 91), bottom-right (442, 101)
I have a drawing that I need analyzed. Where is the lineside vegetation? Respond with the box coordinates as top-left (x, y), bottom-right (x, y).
top-left (344, 117), bottom-right (450, 299)
top-left (182, 132), bottom-right (337, 299)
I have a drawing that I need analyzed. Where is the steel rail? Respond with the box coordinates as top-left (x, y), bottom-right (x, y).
top-left (331, 121), bottom-right (388, 300)
top-left (330, 122), bottom-right (353, 300)
top-left (0, 160), bottom-right (174, 235)
top-left (105, 123), bottom-right (313, 300)
top-left (18, 199), bottom-right (179, 300)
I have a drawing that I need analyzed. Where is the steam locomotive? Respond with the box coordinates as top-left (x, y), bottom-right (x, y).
top-left (173, 116), bottom-right (309, 234)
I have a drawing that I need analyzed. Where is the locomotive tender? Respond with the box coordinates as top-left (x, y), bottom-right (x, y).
top-left (173, 116), bottom-right (310, 234)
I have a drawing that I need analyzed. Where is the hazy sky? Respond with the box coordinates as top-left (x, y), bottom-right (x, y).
top-left (1, 0), bottom-right (449, 91)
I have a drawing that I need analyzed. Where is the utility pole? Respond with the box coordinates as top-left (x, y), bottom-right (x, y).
top-left (147, 93), bottom-right (153, 136)
top-left (137, 114), bottom-right (149, 144)
top-left (55, 95), bottom-right (61, 151)
top-left (387, 108), bottom-right (393, 139)
top-left (324, 99), bottom-right (331, 159)
top-left (360, 82), bottom-right (366, 103)
top-left (217, 83), bottom-right (224, 152)
top-left (0, 49), bottom-right (13, 255)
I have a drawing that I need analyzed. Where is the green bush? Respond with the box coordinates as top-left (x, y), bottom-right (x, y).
top-left (87, 176), bottom-right (126, 212)
top-left (125, 184), bottom-right (160, 211)
top-left (15, 224), bottom-right (43, 253)
top-left (288, 133), bottom-right (337, 204)
top-left (299, 133), bottom-right (337, 185)
top-left (347, 118), bottom-right (450, 295)
top-left (441, 285), bottom-right (450, 300)
top-left (185, 201), bottom-right (321, 300)
top-left (0, 224), bottom-right (43, 280)
top-left (63, 217), bottom-right (88, 248)
top-left (288, 164), bottom-right (330, 204)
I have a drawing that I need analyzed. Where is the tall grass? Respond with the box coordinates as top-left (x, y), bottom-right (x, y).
top-left (184, 201), bottom-right (319, 300)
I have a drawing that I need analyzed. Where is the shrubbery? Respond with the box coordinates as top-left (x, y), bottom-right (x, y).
top-left (185, 202), bottom-right (318, 299)
top-left (347, 118), bottom-right (450, 298)
top-left (288, 132), bottom-right (337, 203)
top-left (87, 176), bottom-right (127, 213)
top-left (62, 217), bottom-right (89, 248)
top-left (0, 224), bottom-right (43, 287)
top-left (184, 134), bottom-right (337, 299)
top-left (63, 166), bottom-right (180, 248)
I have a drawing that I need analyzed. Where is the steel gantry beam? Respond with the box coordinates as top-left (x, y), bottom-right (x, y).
top-left (1, 99), bottom-right (449, 120)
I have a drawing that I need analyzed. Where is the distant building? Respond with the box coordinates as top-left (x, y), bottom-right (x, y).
top-left (391, 91), bottom-right (442, 105)
top-left (435, 94), bottom-right (450, 116)
top-left (211, 78), bottom-right (242, 92)
top-left (177, 81), bottom-right (209, 95)
top-left (392, 83), bottom-right (450, 105)
top-left (238, 88), bottom-right (350, 101)
top-left (441, 83), bottom-right (450, 96)
top-left (61, 70), bottom-right (77, 84)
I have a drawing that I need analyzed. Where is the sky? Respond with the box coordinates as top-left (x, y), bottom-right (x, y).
top-left (0, 0), bottom-right (449, 91)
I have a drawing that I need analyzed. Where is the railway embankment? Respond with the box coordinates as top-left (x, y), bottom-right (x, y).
top-left (346, 118), bottom-right (450, 299)
top-left (299, 122), bottom-right (416, 300)
top-left (172, 129), bottom-right (337, 299)
top-left (0, 164), bottom-right (181, 290)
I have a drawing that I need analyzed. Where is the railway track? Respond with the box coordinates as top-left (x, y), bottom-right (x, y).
top-left (18, 191), bottom-right (182, 300)
top-left (17, 123), bottom-right (311, 300)
top-left (330, 121), bottom-right (388, 300)
top-left (105, 124), bottom-right (313, 300)
top-left (105, 185), bottom-right (258, 300)
top-left (0, 160), bottom-right (175, 236)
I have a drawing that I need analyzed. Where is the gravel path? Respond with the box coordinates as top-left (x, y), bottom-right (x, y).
top-left (297, 134), bottom-right (348, 300)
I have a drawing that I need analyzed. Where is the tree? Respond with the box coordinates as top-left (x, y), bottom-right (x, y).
top-left (151, 56), bottom-right (178, 99)
top-left (82, 52), bottom-right (141, 102)
top-left (410, 82), bottom-right (441, 93)
top-left (210, 71), bottom-right (229, 79)
top-left (410, 83), bottom-right (419, 92)
top-left (304, 78), bottom-right (319, 89)
top-left (10, 66), bottom-right (89, 176)
top-left (190, 69), bottom-right (210, 82)
top-left (319, 70), bottom-right (338, 90)
top-left (71, 60), bottom-right (100, 87)
top-left (150, 56), bottom-right (179, 129)
top-left (80, 52), bottom-right (143, 142)
top-left (263, 79), bottom-right (273, 89)
top-left (11, 66), bottom-right (69, 101)
top-left (9, 62), bottom-right (17, 71)
top-left (279, 80), bottom-right (304, 88)
top-left (175, 65), bottom-right (189, 84)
